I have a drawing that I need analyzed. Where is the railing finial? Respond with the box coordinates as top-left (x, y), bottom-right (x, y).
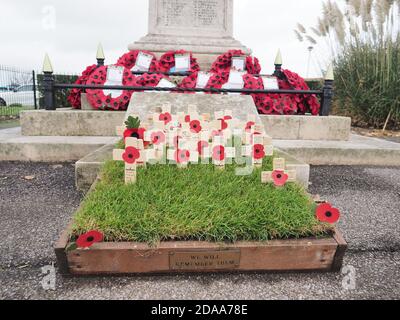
top-left (325, 63), bottom-right (334, 81)
top-left (96, 43), bottom-right (105, 66)
top-left (274, 49), bottom-right (283, 66)
top-left (42, 53), bottom-right (53, 73)
top-left (320, 63), bottom-right (334, 116)
top-left (273, 49), bottom-right (283, 78)
top-left (42, 53), bottom-right (55, 110)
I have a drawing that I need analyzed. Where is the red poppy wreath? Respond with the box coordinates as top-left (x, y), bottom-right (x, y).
top-left (255, 92), bottom-right (298, 115)
top-left (117, 50), bottom-right (159, 72)
top-left (255, 71), bottom-right (318, 115)
top-left (86, 65), bottom-right (138, 111)
top-left (67, 64), bottom-right (98, 109)
top-left (178, 72), bottom-right (226, 93)
top-left (281, 69), bottom-right (320, 115)
top-left (136, 73), bottom-right (176, 90)
top-left (210, 50), bottom-right (261, 75)
top-left (158, 50), bottom-right (200, 73)
top-left (242, 73), bottom-right (264, 101)
top-left (218, 73), bottom-right (263, 98)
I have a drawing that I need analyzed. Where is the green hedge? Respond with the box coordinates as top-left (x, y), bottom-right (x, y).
top-left (37, 74), bottom-right (78, 109)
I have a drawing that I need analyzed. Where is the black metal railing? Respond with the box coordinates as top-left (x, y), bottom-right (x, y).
top-left (42, 57), bottom-right (334, 116)
top-left (0, 65), bottom-right (38, 120)
top-left (54, 83), bottom-right (323, 96)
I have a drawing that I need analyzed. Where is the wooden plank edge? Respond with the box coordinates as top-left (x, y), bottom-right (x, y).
top-left (76, 237), bottom-right (337, 251)
top-left (54, 176), bottom-right (102, 276)
top-left (54, 220), bottom-right (74, 276)
top-left (66, 236), bottom-right (338, 275)
top-left (331, 227), bottom-right (348, 272)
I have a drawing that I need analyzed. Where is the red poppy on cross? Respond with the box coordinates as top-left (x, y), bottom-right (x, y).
top-left (261, 158), bottom-right (297, 187)
top-left (113, 137), bottom-right (145, 184)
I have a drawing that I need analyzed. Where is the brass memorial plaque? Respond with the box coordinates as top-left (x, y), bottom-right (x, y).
top-left (169, 250), bottom-right (241, 271)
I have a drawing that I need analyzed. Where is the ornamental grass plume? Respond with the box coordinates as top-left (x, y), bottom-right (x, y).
top-left (296, 0), bottom-right (400, 130)
top-left (297, 23), bottom-right (307, 34)
top-left (311, 27), bottom-right (322, 37)
top-left (349, 0), bottom-right (363, 16)
top-left (305, 35), bottom-right (317, 45)
top-left (317, 17), bottom-right (329, 37)
top-left (294, 30), bottom-right (304, 42)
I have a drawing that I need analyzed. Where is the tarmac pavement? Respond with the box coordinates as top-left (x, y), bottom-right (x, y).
top-left (0, 162), bottom-right (399, 300)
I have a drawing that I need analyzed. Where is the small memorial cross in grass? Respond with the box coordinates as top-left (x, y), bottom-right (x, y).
top-left (113, 106), bottom-right (280, 184)
top-left (113, 137), bottom-right (145, 184)
top-left (261, 157), bottom-right (297, 187)
top-left (113, 116), bottom-right (147, 184)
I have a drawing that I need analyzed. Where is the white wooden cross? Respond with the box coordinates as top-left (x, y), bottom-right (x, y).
top-left (113, 109), bottom-right (278, 180)
top-left (201, 113), bottom-right (211, 122)
top-left (250, 133), bottom-right (274, 166)
top-left (261, 157), bottom-right (297, 186)
top-left (113, 137), bottom-right (145, 184)
top-left (211, 135), bottom-right (235, 169)
top-left (143, 129), bottom-right (167, 163)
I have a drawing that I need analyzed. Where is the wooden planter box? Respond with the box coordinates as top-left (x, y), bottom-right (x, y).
top-left (55, 225), bottom-right (347, 275)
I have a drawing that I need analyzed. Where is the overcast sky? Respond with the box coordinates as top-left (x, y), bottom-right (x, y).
top-left (0, 0), bottom-right (326, 77)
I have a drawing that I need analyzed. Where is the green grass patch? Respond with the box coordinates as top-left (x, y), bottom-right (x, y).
top-left (0, 105), bottom-right (33, 117)
top-left (72, 158), bottom-right (333, 245)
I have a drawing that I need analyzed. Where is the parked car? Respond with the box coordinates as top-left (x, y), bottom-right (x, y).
top-left (0, 84), bottom-right (39, 107)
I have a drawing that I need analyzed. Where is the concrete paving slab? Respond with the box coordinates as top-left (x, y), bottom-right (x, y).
top-left (261, 115), bottom-right (351, 141)
top-left (0, 127), bottom-right (118, 162)
top-left (19, 107), bottom-right (351, 141)
top-left (75, 144), bottom-right (114, 192)
top-left (274, 134), bottom-right (400, 166)
top-left (20, 109), bottom-right (125, 137)
top-left (2, 128), bottom-right (398, 166)
top-left (0, 127), bottom-right (21, 142)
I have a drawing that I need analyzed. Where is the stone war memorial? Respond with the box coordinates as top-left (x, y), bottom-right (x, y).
top-left (129, 0), bottom-right (250, 69)
top-left (8, 0), bottom-right (364, 276)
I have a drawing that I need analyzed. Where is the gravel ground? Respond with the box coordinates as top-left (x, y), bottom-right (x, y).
top-left (0, 162), bottom-right (399, 300)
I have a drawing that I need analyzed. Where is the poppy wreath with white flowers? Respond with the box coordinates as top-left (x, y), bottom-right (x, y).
top-left (67, 64), bottom-right (98, 109)
top-left (158, 50), bottom-right (200, 73)
top-left (86, 65), bottom-right (137, 110)
top-left (116, 50), bottom-right (159, 72)
top-left (210, 50), bottom-right (262, 75)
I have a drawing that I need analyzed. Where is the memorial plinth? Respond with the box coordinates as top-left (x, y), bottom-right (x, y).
top-left (128, 0), bottom-right (250, 69)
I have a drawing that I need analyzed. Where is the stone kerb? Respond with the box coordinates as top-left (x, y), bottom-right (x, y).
top-left (260, 115), bottom-right (351, 141)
